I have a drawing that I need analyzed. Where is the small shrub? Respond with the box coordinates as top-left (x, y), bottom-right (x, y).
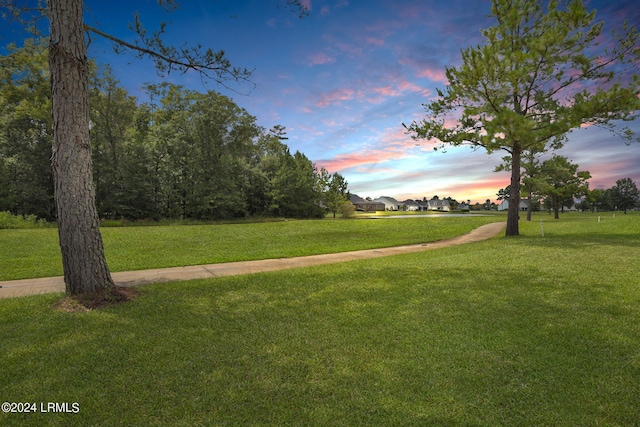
top-left (339, 202), bottom-right (356, 219)
top-left (0, 211), bottom-right (49, 229)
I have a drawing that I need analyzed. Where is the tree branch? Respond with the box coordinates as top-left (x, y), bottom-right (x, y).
top-left (84, 23), bottom-right (255, 94)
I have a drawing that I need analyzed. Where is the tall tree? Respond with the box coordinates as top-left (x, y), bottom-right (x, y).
top-left (187, 89), bottom-right (260, 220)
top-left (611, 178), bottom-right (639, 214)
top-left (1, 0), bottom-right (307, 296)
top-left (584, 188), bottom-right (604, 212)
top-left (320, 169), bottom-right (350, 218)
top-left (538, 155), bottom-right (590, 219)
top-left (48, 0), bottom-right (115, 294)
top-left (406, 0), bottom-right (640, 236)
top-left (269, 150), bottom-right (325, 219)
top-left (89, 65), bottom-right (138, 219)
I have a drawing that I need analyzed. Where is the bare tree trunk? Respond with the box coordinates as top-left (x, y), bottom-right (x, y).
top-left (49, 0), bottom-right (115, 295)
top-left (506, 144), bottom-right (521, 236)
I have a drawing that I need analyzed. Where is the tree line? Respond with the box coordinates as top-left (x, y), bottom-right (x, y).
top-left (0, 39), bottom-right (350, 222)
top-left (497, 154), bottom-right (639, 217)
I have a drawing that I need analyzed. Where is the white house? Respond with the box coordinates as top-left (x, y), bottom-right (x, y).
top-left (373, 196), bottom-right (402, 211)
top-left (427, 199), bottom-right (451, 211)
top-left (497, 200), bottom-right (529, 211)
top-left (401, 199), bottom-right (421, 211)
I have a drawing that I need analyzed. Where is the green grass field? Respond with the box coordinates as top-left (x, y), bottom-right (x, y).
top-left (0, 214), bottom-right (500, 280)
top-left (1, 212), bottom-right (639, 426)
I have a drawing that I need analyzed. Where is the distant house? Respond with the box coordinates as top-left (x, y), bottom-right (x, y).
top-left (373, 196), bottom-right (402, 211)
top-left (416, 200), bottom-right (429, 211)
top-left (458, 202), bottom-right (470, 211)
top-left (350, 194), bottom-right (385, 212)
top-left (401, 199), bottom-right (421, 211)
top-left (427, 198), bottom-right (451, 211)
top-left (497, 200), bottom-right (528, 211)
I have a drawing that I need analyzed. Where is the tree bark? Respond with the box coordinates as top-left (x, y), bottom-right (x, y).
top-left (506, 144), bottom-right (521, 236)
top-left (49, 0), bottom-right (115, 294)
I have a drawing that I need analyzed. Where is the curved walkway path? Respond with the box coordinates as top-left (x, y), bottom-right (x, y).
top-left (0, 222), bottom-right (506, 299)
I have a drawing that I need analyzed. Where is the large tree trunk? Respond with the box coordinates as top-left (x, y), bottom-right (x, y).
top-left (49, 0), bottom-right (115, 295)
top-left (506, 144), bottom-right (521, 236)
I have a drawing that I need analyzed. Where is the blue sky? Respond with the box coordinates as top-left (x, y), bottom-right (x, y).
top-left (2, 0), bottom-right (639, 203)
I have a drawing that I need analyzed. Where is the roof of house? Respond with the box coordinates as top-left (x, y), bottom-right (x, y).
top-left (428, 199), bottom-right (451, 206)
top-left (350, 194), bottom-right (367, 204)
top-left (375, 196), bottom-right (402, 205)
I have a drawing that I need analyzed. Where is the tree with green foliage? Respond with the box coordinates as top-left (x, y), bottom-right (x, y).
top-left (186, 89), bottom-right (261, 220)
top-left (406, 0), bottom-right (640, 236)
top-left (249, 126), bottom-right (291, 217)
top-left (269, 150), bottom-right (325, 219)
top-left (611, 178), bottom-right (639, 214)
top-left (538, 156), bottom-right (590, 219)
top-left (584, 188), bottom-right (604, 212)
top-left (496, 186), bottom-right (511, 201)
top-left (89, 65), bottom-right (138, 219)
top-left (320, 169), bottom-right (350, 218)
top-left (0, 39), bottom-right (54, 220)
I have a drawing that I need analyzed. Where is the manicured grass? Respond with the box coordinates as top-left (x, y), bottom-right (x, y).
top-left (1, 213), bottom-right (638, 425)
top-left (0, 214), bottom-right (500, 280)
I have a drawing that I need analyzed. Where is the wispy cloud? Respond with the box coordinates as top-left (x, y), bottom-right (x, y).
top-left (317, 149), bottom-right (398, 172)
top-left (316, 87), bottom-right (356, 107)
top-left (307, 52), bottom-right (336, 66)
top-left (316, 126), bottom-right (423, 172)
top-left (416, 67), bottom-right (448, 85)
top-left (365, 36), bottom-right (385, 46)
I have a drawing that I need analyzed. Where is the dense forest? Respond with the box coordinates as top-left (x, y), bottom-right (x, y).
top-left (0, 39), bottom-right (350, 221)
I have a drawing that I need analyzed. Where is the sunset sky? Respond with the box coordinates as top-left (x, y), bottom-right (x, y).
top-left (2, 0), bottom-right (639, 203)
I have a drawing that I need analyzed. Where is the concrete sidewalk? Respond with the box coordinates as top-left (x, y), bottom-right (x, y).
top-left (0, 222), bottom-right (506, 299)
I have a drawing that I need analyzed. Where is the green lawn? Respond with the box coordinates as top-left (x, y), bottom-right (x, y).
top-left (1, 212), bottom-right (639, 426)
top-left (0, 214), bottom-right (500, 280)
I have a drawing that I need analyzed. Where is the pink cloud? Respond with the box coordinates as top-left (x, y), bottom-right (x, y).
top-left (316, 87), bottom-right (356, 107)
top-left (317, 150), bottom-right (396, 171)
top-left (417, 67), bottom-right (448, 85)
top-left (372, 86), bottom-right (401, 97)
top-left (366, 37), bottom-right (384, 46)
top-left (317, 127), bottom-right (422, 172)
top-left (397, 80), bottom-right (422, 92)
top-left (366, 84), bottom-right (427, 104)
top-left (296, 123), bottom-right (324, 136)
top-left (379, 127), bottom-right (421, 150)
top-left (321, 118), bottom-right (338, 127)
top-left (307, 52), bottom-right (336, 66)
top-left (321, 33), bottom-right (363, 58)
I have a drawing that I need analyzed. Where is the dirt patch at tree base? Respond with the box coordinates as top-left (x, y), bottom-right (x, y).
top-left (52, 286), bottom-right (140, 312)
